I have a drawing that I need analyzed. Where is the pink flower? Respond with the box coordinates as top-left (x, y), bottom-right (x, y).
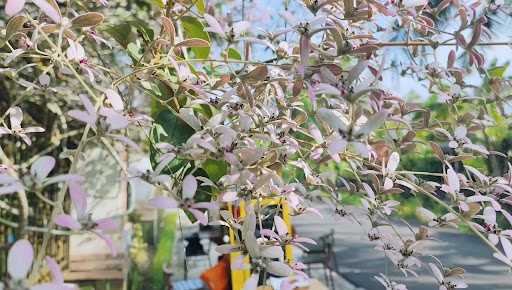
top-left (0, 107), bottom-right (45, 145)
top-left (362, 182), bottom-right (400, 216)
top-left (85, 28), bottom-right (111, 48)
top-left (441, 166), bottom-right (465, 204)
top-left (4, 239), bottom-right (76, 290)
top-left (148, 175), bottom-right (217, 225)
top-left (203, 13), bottom-right (250, 42)
top-left (68, 95), bottom-right (98, 129)
top-left (99, 89), bottom-right (152, 131)
top-left (382, 152), bottom-right (400, 190)
top-left (28, 156), bottom-right (82, 188)
top-left (416, 207), bottom-right (458, 228)
top-left (69, 93), bottom-right (148, 133)
top-left (429, 262), bottom-right (468, 290)
top-left (66, 40), bottom-right (97, 83)
top-left (54, 182), bottom-right (118, 256)
top-left (437, 127), bottom-right (489, 155)
top-left (260, 215), bottom-right (317, 251)
top-left (471, 206), bottom-right (512, 251)
top-left (307, 123), bottom-right (347, 162)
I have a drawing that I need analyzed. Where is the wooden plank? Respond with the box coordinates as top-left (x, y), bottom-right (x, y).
top-left (63, 270), bottom-right (123, 281)
top-left (69, 253), bottom-right (124, 261)
top-left (69, 259), bottom-right (123, 271)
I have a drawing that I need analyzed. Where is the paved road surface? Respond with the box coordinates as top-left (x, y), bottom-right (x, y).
top-left (293, 204), bottom-right (512, 290)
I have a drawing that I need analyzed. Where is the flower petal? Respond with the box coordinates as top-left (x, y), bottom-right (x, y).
top-left (274, 215), bottom-right (288, 236)
top-left (428, 263), bottom-right (444, 283)
top-left (386, 152), bottom-right (400, 173)
top-left (68, 110), bottom-right (96, 128)
top-left (242, 273), bottom-right (259, 290)
top-left (182, 174), bottom-right (197, 199)
top-left (105, 89), bottom-right (124, 111)
top-left (454, 126), bottom-right (467, 139)
top-left (99, 108), bottom-right (129, 130)
top-left (266, 261), bottom-right (293, 276)
top-left (327, 136), bottom-right (347, 162)
top-left (8, 239), bottom-right (33, 280)
top-left (191, 202), bottom-right (218, 210)
top-left (446, 168), bottom-right (460, 193)
top-left (32, 0), bottom-right (61, 23)
top-left (6, 0), bottom-right (26, 16)
top-left (221, 191), bottom-right (238, 202)
top-left (260, 229), bottom-right (280, 239)
top-left (8, 106), bottom-right (23, 130)
top-left (261, 246), bottom-right (283, 259)
top-left (203, 13), bottom-right (225, 36)
top-left (31, 156), bottom-right (55, 181)
top-left (69, 182), bottom-right (88, 218)
top-left (501, 235), bottom-right (512, 260)
top-left (95, 217), bottom-right (118, 232)
top-left (54, 214), bottom-right (81, 230)
top-left (148, 196), bottom-right (177, 209)
top-left (188, 208), bottom-right (208, 225)
top-left (483, 206), bottom-right (496, 225)
top-left (45, 257), bottom-right (63, 283)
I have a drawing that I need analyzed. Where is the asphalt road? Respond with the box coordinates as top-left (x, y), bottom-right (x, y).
top-left (293, 204), bottom-right (512, 290)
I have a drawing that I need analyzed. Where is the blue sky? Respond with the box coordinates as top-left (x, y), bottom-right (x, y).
top-left (213, 0), bottom-right (512, 99)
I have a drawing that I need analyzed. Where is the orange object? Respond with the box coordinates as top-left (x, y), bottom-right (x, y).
top-left (200, 256), bottom-right (230, 290)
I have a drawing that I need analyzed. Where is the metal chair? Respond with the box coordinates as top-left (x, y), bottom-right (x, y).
top-left (302, 229), bottom-right (338, 290)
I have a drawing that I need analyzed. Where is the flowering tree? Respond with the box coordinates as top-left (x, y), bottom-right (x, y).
top-left (1, 0), bottom-right (512, 289)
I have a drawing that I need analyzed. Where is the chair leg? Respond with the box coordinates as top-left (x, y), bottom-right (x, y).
top-left (328, 268), bottom-right (334, 290)
top-left (332, 254), bottom-right (339, 273)
top-left (323, 263), bottom-right (329, 287)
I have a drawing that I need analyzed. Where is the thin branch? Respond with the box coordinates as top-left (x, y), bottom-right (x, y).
top-left (0, 216), bottom-right (73, 235)
top-left (373, 41), bottom-right (512, 47)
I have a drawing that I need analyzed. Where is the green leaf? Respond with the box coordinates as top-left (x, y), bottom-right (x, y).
top-left (148, 106), bottom-right (195, 175)
top-left (129, 19), bottom-right (155, 43)
top-left (202, 159), bottom-right (228, 182)
top-left (150, 0), bottom-right (165, 8)
top-left (196, 0), bottom-right (206, 14)
top-left (154, 109), bottom-right (195, 146)
top-left (225, 47), bottom-right (242, 60)
top-left (103, 22), bottom-right (133, 48)
top-left (127, 42), bottom-right (143, 60)
top-left (149, 123), bottom-right (187, 175)
top-left (489, 65), bottom-right (508, 79)
top-left (181, 16), bottom-right (210, 59)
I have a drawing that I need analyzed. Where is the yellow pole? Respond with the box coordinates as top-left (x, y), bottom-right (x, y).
top-left (281, 199), bottom-right (294, 263)
top-left (229, 201), bottom-right (251, 290)
top-left (229, 198), bottom-right (294, 290)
